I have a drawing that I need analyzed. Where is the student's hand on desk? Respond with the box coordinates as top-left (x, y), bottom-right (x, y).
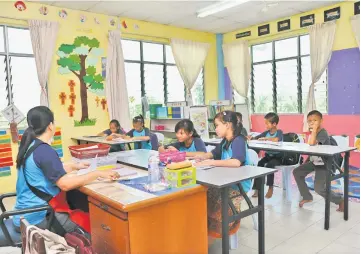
top-left (97, 170), bottom-right (121, 181)
top-left (105, 135), bottom-right (114, 141)
top-left (246, 135), bottom-right (252, 140)
top-left (258, 137), bottom-right (267, 141)
top-left (75, 162), bottom-right (90, 170)
top-left (166, 146), bottom-right (178, 152)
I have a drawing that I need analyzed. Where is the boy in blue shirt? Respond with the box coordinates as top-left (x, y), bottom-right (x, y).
top-left (250, 112), bottom-right (283, 198)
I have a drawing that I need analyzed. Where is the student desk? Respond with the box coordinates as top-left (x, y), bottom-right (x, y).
top-left (247, 141), bottom-right (356, 230)
top-left (197, 166), bottom-right (277, 254)
top-left (79, 164), bottom-right (208, 254)
top-left (72, 136), bottom-right (142, 150)
top-left (203, 138), bottom-right (222, 146)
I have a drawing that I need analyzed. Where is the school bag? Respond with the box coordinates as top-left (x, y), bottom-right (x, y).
top-left (329, 136), bottom-right (343, 170)
top-left (281, 133), bottom-right (304, 165)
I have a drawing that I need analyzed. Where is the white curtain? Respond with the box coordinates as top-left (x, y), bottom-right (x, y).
top-left (350, 14), bottom-right (360, 48)
top-left (105, 31), bottom-right (131, 130)
top-left (28, 20), bottom-right (59, 107)
top-left (223, 40), bottom-right (251, 100)
top-left (302, 21), bottom-right (336, 131)
top-left (170, 39), bottom-right (210, 106)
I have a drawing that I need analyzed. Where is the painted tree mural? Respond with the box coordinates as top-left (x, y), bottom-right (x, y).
top-left (57, 36), bottom-right (105, 125)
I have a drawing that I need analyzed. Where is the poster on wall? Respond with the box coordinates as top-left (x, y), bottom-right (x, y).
top-left (324, 7), bottom-right (341, 22)
top-left (189, 107), bottom-right (209, 140)
top-left (57, 36), bottom-right (106, 127)
top-left (277, 19), bottom-right (290, 32)
top-left (300, 14), bottom-right (315, 27)
top-left (236, 31), bottom-right (251, 39)
top-left (258, 24), bottom-right (270, 36)
top-left (355, 1), bottom-right (360, 15)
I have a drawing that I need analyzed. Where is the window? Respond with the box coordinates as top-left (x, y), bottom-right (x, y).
top-left (122, 40), bottom-right (204, 118)
top-left (250, 35), bottom-right (328, 114)
top-left (0, 26), bottom-right (39, 128)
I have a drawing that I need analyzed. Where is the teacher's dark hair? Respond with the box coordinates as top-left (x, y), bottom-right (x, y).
top-left (16, 106), bottom-right (54, 169)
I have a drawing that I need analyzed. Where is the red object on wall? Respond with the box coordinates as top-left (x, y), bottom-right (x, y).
top-left (59, 92), bottom-right (67, 105)
top-left (69, 93), bottom-right (76, 105)
top-left (101, 98), bottom-right (107, 110)
top-left (68, 80), bottom-right (76, 93)
top-left (122, 20), bottom-right (127, 29)
top-left (68, 105), bottom-right (75, 117)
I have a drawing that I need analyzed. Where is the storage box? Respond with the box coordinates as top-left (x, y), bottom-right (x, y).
top-left (167, 107), bottom-right (173, 119)
top-left (172, 107), bottom-right (182, 119)
top-left (165, 166), bottom-right (196, 188)
top-left (156, 107), bottom-right (168, 119)
top-left (69, 143), bottom-right (110, 159)
top-left (159, 151), bottom-right (186, 163)
top-left (150, 104), bottom-right (162, 119)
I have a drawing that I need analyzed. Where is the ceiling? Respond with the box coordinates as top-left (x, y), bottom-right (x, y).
top-left (32, 1), bottom-right (341, 33)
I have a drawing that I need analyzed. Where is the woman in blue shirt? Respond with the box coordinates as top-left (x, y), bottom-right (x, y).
top-left (13, 106), bottom-right (120, 234)
top-left (158, 119), bottom-right (207, 156)
top-left (195, 111), bottom-right (250, 240)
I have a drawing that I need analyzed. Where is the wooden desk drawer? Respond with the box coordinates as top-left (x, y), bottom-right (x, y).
top-left (90, 203), bottom-right (130, 254)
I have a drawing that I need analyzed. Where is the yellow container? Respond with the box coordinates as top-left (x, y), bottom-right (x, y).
top-left (165, 166), bottom-right (196, 188)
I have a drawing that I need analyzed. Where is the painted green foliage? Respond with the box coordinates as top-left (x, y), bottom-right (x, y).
top-left (57, 36), bottom-right (105, 124)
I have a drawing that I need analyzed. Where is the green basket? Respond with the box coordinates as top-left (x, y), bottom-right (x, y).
top-left (165, 166), bottom-right (196, 188)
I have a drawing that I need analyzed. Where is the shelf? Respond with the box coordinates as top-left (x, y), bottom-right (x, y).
top-left (151, 130), bottom-right (175, 133)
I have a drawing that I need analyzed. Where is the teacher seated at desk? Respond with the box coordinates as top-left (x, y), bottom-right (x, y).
top-left (13, 106), bottom-right (120, 236)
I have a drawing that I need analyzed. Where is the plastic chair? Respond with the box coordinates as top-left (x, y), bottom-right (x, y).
top-left (0, 193), bottom-right (52, 248)
top-left (206, 145), bottom-right (215, 153)
top-left (153, 132), bottom-right (165, 147)
top-left (275, 134), bottom-right (304, 203)
top-left (230, 149), bottom-right (259, 250)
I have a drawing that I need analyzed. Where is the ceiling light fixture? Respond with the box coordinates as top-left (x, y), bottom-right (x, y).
top-left (197, 0), bottom-right (251, 18)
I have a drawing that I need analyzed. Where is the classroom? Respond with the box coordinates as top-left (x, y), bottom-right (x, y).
top-left (0, 0), bottom-right (359, 253)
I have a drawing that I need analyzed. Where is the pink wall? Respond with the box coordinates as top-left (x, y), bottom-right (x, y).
top-left (251, 114), bottom-right (360, 167)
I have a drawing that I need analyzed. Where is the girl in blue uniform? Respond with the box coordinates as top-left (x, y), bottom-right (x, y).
top-left (98, 119), bottom-right (126, 152)
top-left (158, 119), bottom-right (206, 155)
top-left (195, 111), bottom-right (250, 240)
top-left (123, 115), bottom-right (152, 150)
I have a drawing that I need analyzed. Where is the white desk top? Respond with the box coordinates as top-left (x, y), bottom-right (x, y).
top-left (248, 141), bottom-right (356, 156)
top-left (72, 136), bottom-right (142, 145)
top-left (196, 166), bottom-right (277, 188)
top-left (116, 149), bottom-right (158, 169)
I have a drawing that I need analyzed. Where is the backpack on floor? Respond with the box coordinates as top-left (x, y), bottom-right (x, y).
top-left (329, 136), bottom-right (343, 170)
top-left (281, 133), bottom-right (304, 165)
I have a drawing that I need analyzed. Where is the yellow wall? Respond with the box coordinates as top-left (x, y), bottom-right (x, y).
top-left (224, 1), bottom-right (358, 51)
top-left (0, 1), bottom-right (218, 193)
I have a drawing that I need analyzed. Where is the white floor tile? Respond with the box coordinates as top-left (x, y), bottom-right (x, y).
top-left (268, 242), bottom-right (318, 254)
top-left (334, 231), bottom-right (360, 249)
top-left (276, 209), bottom-right (325, 230)
top-left (208, 239), bottom-right (258, 254)
top-left (350, 224), bottom-right (360, 235)
top-left (318, 242), bottom-right (360, 254)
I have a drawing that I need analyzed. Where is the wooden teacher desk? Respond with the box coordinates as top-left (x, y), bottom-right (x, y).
top-left (79, 165), bottom-right (208, 254)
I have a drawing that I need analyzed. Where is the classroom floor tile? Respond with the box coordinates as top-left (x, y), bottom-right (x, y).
top-left (209, 186), bottom-right (360, 254)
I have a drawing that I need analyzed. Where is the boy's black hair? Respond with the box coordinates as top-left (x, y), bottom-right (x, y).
top-left (175, 119), bottom-right (200, 138)
top-left (133, 115), bottom-right (145, 126)
top-left (307, 110), bottom-right (323, 119)
top-left (235, 112), bottom-right (243, 122)
top-left (109, 119), bottom-right (120, 128)
top-left (264, 112), bottom-right (279, 124)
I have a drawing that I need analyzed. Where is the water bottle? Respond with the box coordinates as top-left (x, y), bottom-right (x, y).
top-left (148, 155), bottom-right (160, 186)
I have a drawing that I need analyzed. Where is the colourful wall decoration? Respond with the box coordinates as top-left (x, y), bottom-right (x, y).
top-left (0, 130), bottom-right (12, 177)
top-left (57, 36), bottom-right (105, 127)
top-left (18, 128), bottom-right (63, 158)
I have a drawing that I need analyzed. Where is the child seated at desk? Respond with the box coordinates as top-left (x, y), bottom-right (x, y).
top-left (195, 111), bottom-right (251, 240)
top-left (158, 119), bottom-right (207, 155)
top-left (249, 112), bottom-right (283, 199)
top-left (235, 112), bottom-right (248, 137)
top-left (98, 119), bottom-right (126, 152)
top-left (293, 110), bottom-right (344, 212)
top-left (122, 115), bottom-right (153, 150)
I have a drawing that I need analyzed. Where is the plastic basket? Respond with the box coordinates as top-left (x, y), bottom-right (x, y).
top-left (165, 166), bottom-right (196, 188)
top-left (159, 151), bottom-right (186, 163)
top-left (68, 143), bottom-right (110, 159)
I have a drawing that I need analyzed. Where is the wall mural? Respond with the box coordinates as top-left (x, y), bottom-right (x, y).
top-left (0, 130), bottom-right (12, 177)
top-left (57, 36), bottom-right (107, 127)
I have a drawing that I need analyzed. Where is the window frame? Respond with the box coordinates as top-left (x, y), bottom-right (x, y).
top-left (249, 34), bottom-right (328, 114)
top-left (122, 39), bottom-right (205, 110)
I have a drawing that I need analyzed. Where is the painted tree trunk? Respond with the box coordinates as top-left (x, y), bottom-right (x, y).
top-left (79, 55), bottom-right (88, 123)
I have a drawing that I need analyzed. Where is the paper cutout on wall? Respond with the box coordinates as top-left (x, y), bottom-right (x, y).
top-left (57, 36), bottom-right (104, 127)
top-left (101, 98), bottom-right (107, 110)
top-left (39, 6), bottom-right (49, 15)
top-left (122, 21), bottom-right (127, 29)
top-left (68, 80), bottom-right (76, 93)
top-left (69, 93), bottom-right (76, 105)
top-left (18, 128), bottom-right (63, 158)
top-left (14, 1), bottom-right (26, 11)
top-left (95, 96), bottom-right (100, 107)
top-left (94, 17), bottom-right (100, 25)
top-left (355, 135), bottom-right (360, 152)
top-left (101, 57), bottom-right (106, 78)
top-left (59, 10), bottom-right (68, 19)
top-left (0, 131), bottom-right (12, 177)
top-left (59, 92), bottom-right (67, 105)
top-left (80, 15), bottom-right (87, 23)
top-left (110, 19), bottom-right (116, 27)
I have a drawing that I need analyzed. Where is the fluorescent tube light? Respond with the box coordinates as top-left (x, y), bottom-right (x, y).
top-left (197, 0), bottom-right (252, 18)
